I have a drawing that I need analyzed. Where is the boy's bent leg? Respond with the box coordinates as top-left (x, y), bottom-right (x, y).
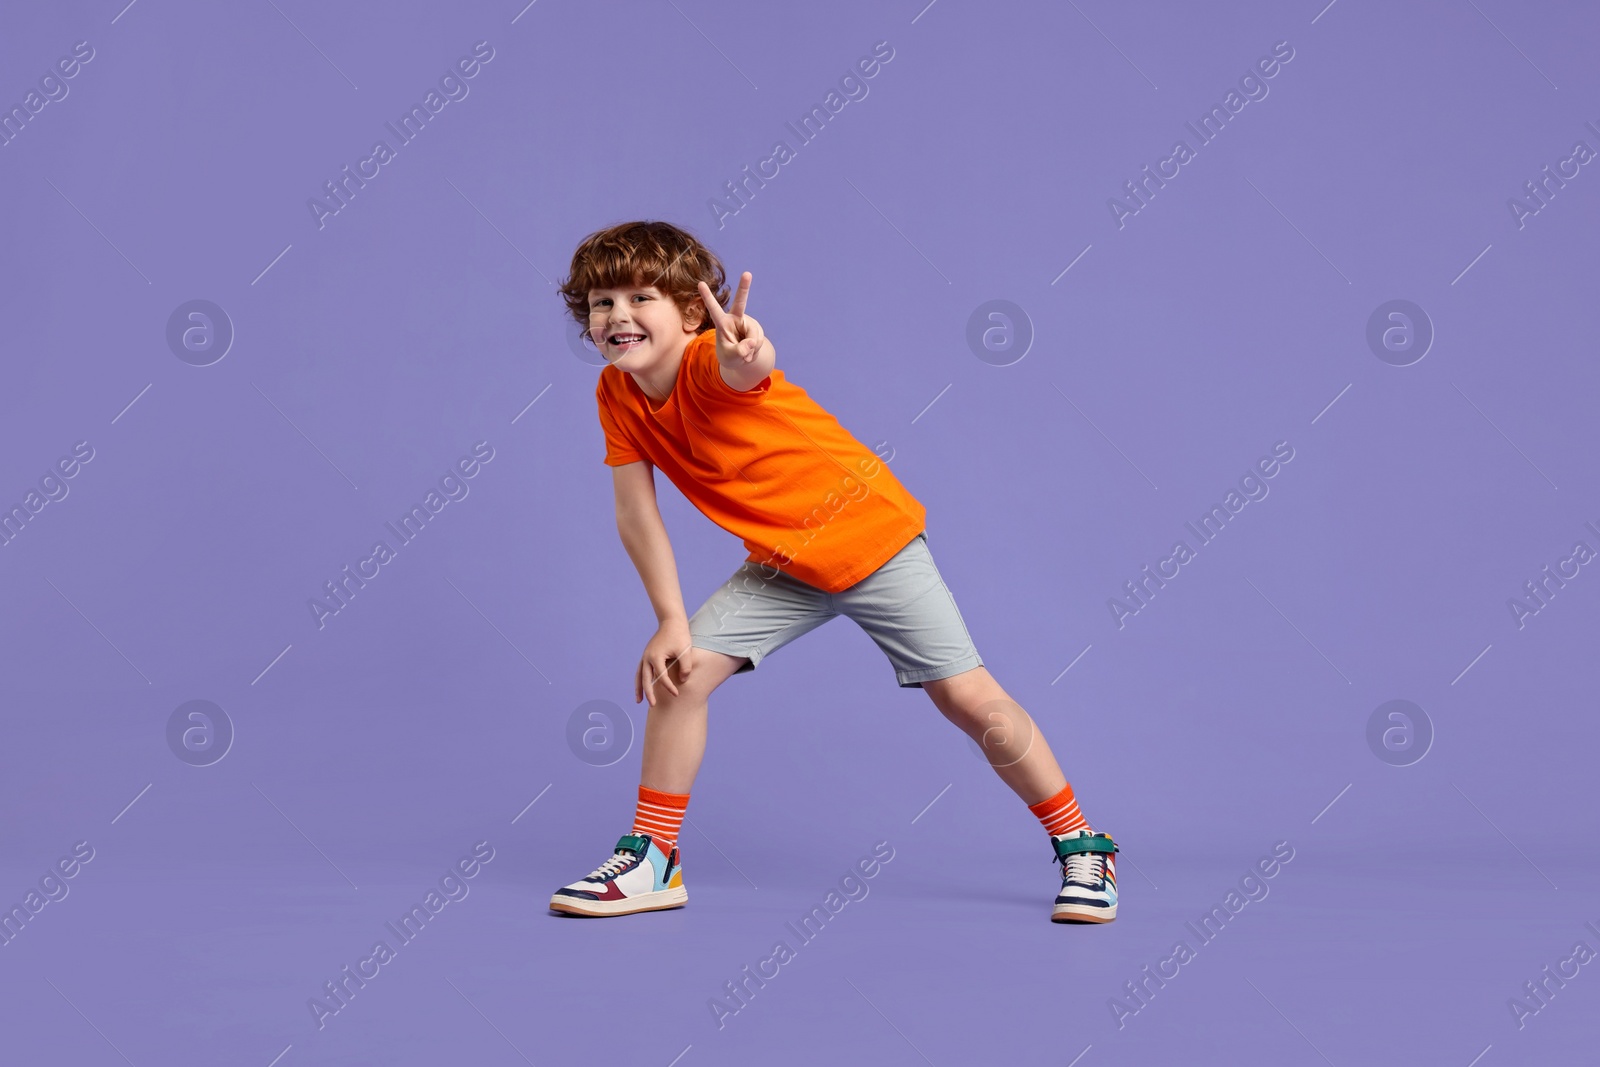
top-left (639, 648), bottom-right (747, 795)
top-left (584, 554), bottom-right (835, 916)
top-left (550, 648), bottom-right (745, 919)
top-left (921, 665), bottom-right (1070, 806)
top-left (649, 559), bottom-right (832, 793)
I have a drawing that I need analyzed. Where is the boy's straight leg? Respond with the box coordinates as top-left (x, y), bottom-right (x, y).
top-left (827, 533), bottom-right (1073, 805)
top-left (920, 665), bottom-right (1070, 805)
top-left (923, 664), bottom-right (1119, 924)
top-left (638, 647), bottom-right (748, 794)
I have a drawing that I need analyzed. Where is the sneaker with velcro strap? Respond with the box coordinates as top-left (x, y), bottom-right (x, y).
top-left (550, 833), bottom-right (686, 917)
top-left (1050, 829), bottom-right (1118, 923)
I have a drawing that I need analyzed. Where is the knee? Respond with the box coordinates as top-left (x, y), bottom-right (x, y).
top-left (933, 689), bottom-right (1030, 748)
top-left (655, 673), bottom-right (711, 710)
top-left (925, 666), bottom-right (1002, 719)
top-left (653, 651), bottom-right (734, 707)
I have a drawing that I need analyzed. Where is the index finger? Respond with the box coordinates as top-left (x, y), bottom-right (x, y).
top-left (654, 655), bottom-right (680, 697)
top-left (697, 281), bottom-right (729, 333)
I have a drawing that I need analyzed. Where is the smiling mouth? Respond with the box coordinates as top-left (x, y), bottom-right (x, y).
top-left (607, 333), bottom-right (645, 351)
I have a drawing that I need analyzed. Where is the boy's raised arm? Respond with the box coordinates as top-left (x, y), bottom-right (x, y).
top-left (700, 272), bottom-right (776, 393)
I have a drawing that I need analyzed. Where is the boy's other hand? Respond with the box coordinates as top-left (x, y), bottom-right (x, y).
top-left (637, 617), bottom-right (694, 706)
top-left (699, 272), bottom-right (766, 367)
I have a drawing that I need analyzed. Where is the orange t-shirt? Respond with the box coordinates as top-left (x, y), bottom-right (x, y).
top-left (595, 329), bottom-right (926, 593)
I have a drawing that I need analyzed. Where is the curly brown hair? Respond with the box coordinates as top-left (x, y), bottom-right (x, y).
top-left (557, 220), bottom-right (729, 349)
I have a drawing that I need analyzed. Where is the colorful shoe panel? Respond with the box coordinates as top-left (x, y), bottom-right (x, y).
top-left (1050, 830), bottom-right (1118, 923)
top-left (550, 833), bottom-right (687, 917)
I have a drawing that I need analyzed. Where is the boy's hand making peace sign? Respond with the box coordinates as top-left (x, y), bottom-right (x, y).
top-left (699, 271), bottom-right (776, 393)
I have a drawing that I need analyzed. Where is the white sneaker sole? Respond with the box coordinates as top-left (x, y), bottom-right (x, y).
top-left (1052, 900), bottom-right (1117, 923)
top-left (549, 885), bottom-right (688, 917)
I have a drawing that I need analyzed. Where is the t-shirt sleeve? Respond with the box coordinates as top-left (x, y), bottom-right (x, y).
top-left (686, 330), bottom-right (772, 406)
top-left (596, 378), bottom-right (645, 466)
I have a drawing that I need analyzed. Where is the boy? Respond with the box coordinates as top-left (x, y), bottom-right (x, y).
top-left (549, 221), bottom-right (1117, 923)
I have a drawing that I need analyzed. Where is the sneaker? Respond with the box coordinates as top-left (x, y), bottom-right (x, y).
top-left (549, 833), bottom-right (687, 917)
top-left (1050, 829), bottom-right (1118, 923)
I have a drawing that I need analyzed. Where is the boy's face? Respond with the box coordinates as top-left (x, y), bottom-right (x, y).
top-left (587, 283), bottom-right (704, 368)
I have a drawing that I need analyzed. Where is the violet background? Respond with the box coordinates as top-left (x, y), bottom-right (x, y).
top-left (2, 1), bottom-right (1597, 1064)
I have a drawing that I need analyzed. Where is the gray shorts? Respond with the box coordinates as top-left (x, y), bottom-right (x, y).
top-left (687, 531), bottom-right (984, 688)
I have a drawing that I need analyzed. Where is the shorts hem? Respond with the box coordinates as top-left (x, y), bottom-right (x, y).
top-left (896, 653), bottom-right (984, 689)
top-left (689, 636), bottom-right (759, 672)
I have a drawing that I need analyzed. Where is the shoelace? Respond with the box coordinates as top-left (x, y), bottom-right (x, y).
top-left (587, 850), bottom-right (638, 880)
top-left (1063, 852), bottom-right (1103, 887)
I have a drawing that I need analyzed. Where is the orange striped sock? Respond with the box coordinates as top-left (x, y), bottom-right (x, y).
top-left (1029, 781), bottom-right (1092, 838)
top-left (632, 785), bottom-right (690, 854)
